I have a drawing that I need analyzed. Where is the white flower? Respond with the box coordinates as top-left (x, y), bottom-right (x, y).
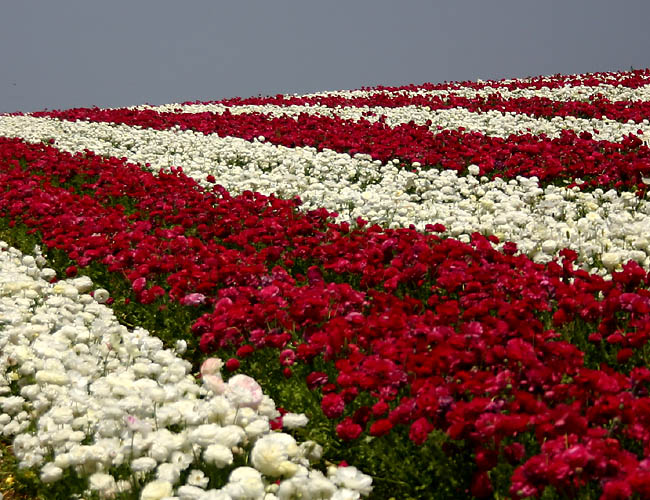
top-left (188, 423), bottom-right (222, 447)
top-left (197, 490), bottom-right (233, 500)
top-left (601, 251), bottom-right (623, 270)
top-left (281, 412), bottom-right (308, 429)
top-left (124, 415), bottom-right (152, 436)
top-left (88, 472), bottom-right (117, 495)
top-left (203, 444), bottom-right (233, 468)
top-left (331, 488), bottom-right (362, 500)
top-left (140, 480), bottom-right (173, 500)
top-left (243, 419), bottom-right (269, 440)
top-left (175, 339), bottom-right (187, 355)
top-left (40, 463), bottom-right (63, 483)
top-left (226, 375), bottom-right (263, 409)
top-left (224, 467), bottom-right (265, 499)
top-left (298, 441), bottom-right (323, 464)
top-left (93, 288), bottom-right (110, 304)
top-left (178, 485), bottom-right (207, 500)
top-left (170, 450), bottom-right (193, 471)
top-left (34, 369), bottom-right (69, 385)
top-left (329, 466), bottom-right (373, 496)
top-left (131, 456), bottom-right (158, 473)
top-left (156, 463), bottom-right (181, 484)
top-left (212, 425), bottom-right (246, 449)
top-left (467, 164), bottom-right (480, 176)
top-left (250, 433), bottom-right (299, 477)
top-left (187, 469), bottom-right (209, 489)
top-left (0, 396), bottom-right (25, 414)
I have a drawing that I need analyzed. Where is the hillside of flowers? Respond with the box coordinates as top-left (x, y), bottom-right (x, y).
top-left (2, 68), bottom-right (650, 499)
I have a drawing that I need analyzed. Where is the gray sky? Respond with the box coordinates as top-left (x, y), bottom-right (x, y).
top-left (1, 0), bottom-right (649, 114)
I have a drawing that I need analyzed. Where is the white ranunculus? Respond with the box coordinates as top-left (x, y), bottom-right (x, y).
top-left (131, 456), bottom-right (158, 473)
top-left (140, 480), bottom-right (173, 500)
top-left (177, 485), bottom-right (207, 500)
top-left (88, 472), bottom-right (117, 495)
top-left (0, 396), bottom-right (25, 414)
top-left (329, 466), bottom-right (373, 496)
top-left (250, 433), bottom-right (299, 477)
top-left (187, 469), bottom-right (209, 489)
top-left (280, 412), bottom-right (308, 429)
top-left (93, 288), bottom-right (110, 304)
top-left (203, 443), bottom-right (234, 468)
top-left (34, 369), bottom-right (69, 385)
top-left (225, 467), bottom-right (265, 499)
top-left (331, 488), bottom-right (362, 500)
top-left (243, 418), bottom-right (269, 440)
top-left (40, 463), bottom-right (63, 483)
top-left (226, 375), bottom-right (263, 409)
top-left (156, 463), bottom-right (181, 484)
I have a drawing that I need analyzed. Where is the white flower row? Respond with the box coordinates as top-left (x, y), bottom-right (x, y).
top-left (137, 82), bottom-right (650, 113)
top-left (0, 114), bottom-right (649, 275)
top-left (0, 241), bottom-right (373, 499)
top-left (128, 100), bottom-right (650, 148)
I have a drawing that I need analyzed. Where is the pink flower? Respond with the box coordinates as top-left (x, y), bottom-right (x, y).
top-left (279, 349), bottom-right (296, 366)
top-left (180, 292), bottom-right (206, 306)
top-left (203, 374), bottom-right (226, 395)
top-left (132, 277), bottom-right (147, 293)
top-left (200, 357), bottom-right (223, 377)
top-left (227, 374), bottom-right (263, 409)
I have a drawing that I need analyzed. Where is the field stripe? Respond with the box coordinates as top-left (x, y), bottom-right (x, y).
top-left (2, 114), bottom-right (650, 275)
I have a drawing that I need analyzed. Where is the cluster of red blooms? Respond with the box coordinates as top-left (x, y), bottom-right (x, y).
top-left (4, 136), bottom-right (650, 497)
top-left (34, 105), bottom-right (650, 193)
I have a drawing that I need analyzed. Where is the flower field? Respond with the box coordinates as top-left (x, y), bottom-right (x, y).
top-left (2, 68), bottom-right (650, 499)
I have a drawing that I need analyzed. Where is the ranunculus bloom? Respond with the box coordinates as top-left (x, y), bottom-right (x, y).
top-left (140, 480), bottom-right (173, 500)
top-left (180, 292), bottom-right (206, 306)
top-left (409, 417), bottom-right (434, 445)
top-left (336, 417), bottom-right (363, 441)
top-left (200, 357), bottom-right (224, 376)
top-left (369, 419), bottom-right (393, 437)
top-left (225, 358), bottom-right (240, 371)
top-left (321, 393), bottom-right (345, 419)
top-left (203, 374), bottom-right (226, 395)
top-left (227, 374), bottom-right (263, 409)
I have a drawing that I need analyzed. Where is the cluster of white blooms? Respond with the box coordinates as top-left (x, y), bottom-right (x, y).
top-left (1, 115), bottom-right (649, 276)
top-left (0, 241), bottom-right (373, 499)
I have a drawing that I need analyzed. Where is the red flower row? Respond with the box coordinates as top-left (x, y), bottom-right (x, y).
top-left (5, 137), bottom-right (650, 497)
top-left (33, 106), bottom-right (650, 192)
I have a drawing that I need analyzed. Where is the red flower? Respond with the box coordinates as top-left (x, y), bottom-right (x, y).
top-left (236, 344), bottom-right (255, 358)
top-left (369, 419), bottom-right (393, 437)
top-left (409, 417), bottom-right (434, 445)
top-left (336, 417), bottom-right (363, 441)
top-left (306, 371), bottom-right (329, 389)
top-left (372, 400), bottom-right (389, 417)
top-left (470, 471), bottom-right (493, 499)
top-left (601, 480), bottom-right (632, 500)
top-left (225, 358), bottom-right (240, 371)
top-left (321, 393), bottom-right (345, 419)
